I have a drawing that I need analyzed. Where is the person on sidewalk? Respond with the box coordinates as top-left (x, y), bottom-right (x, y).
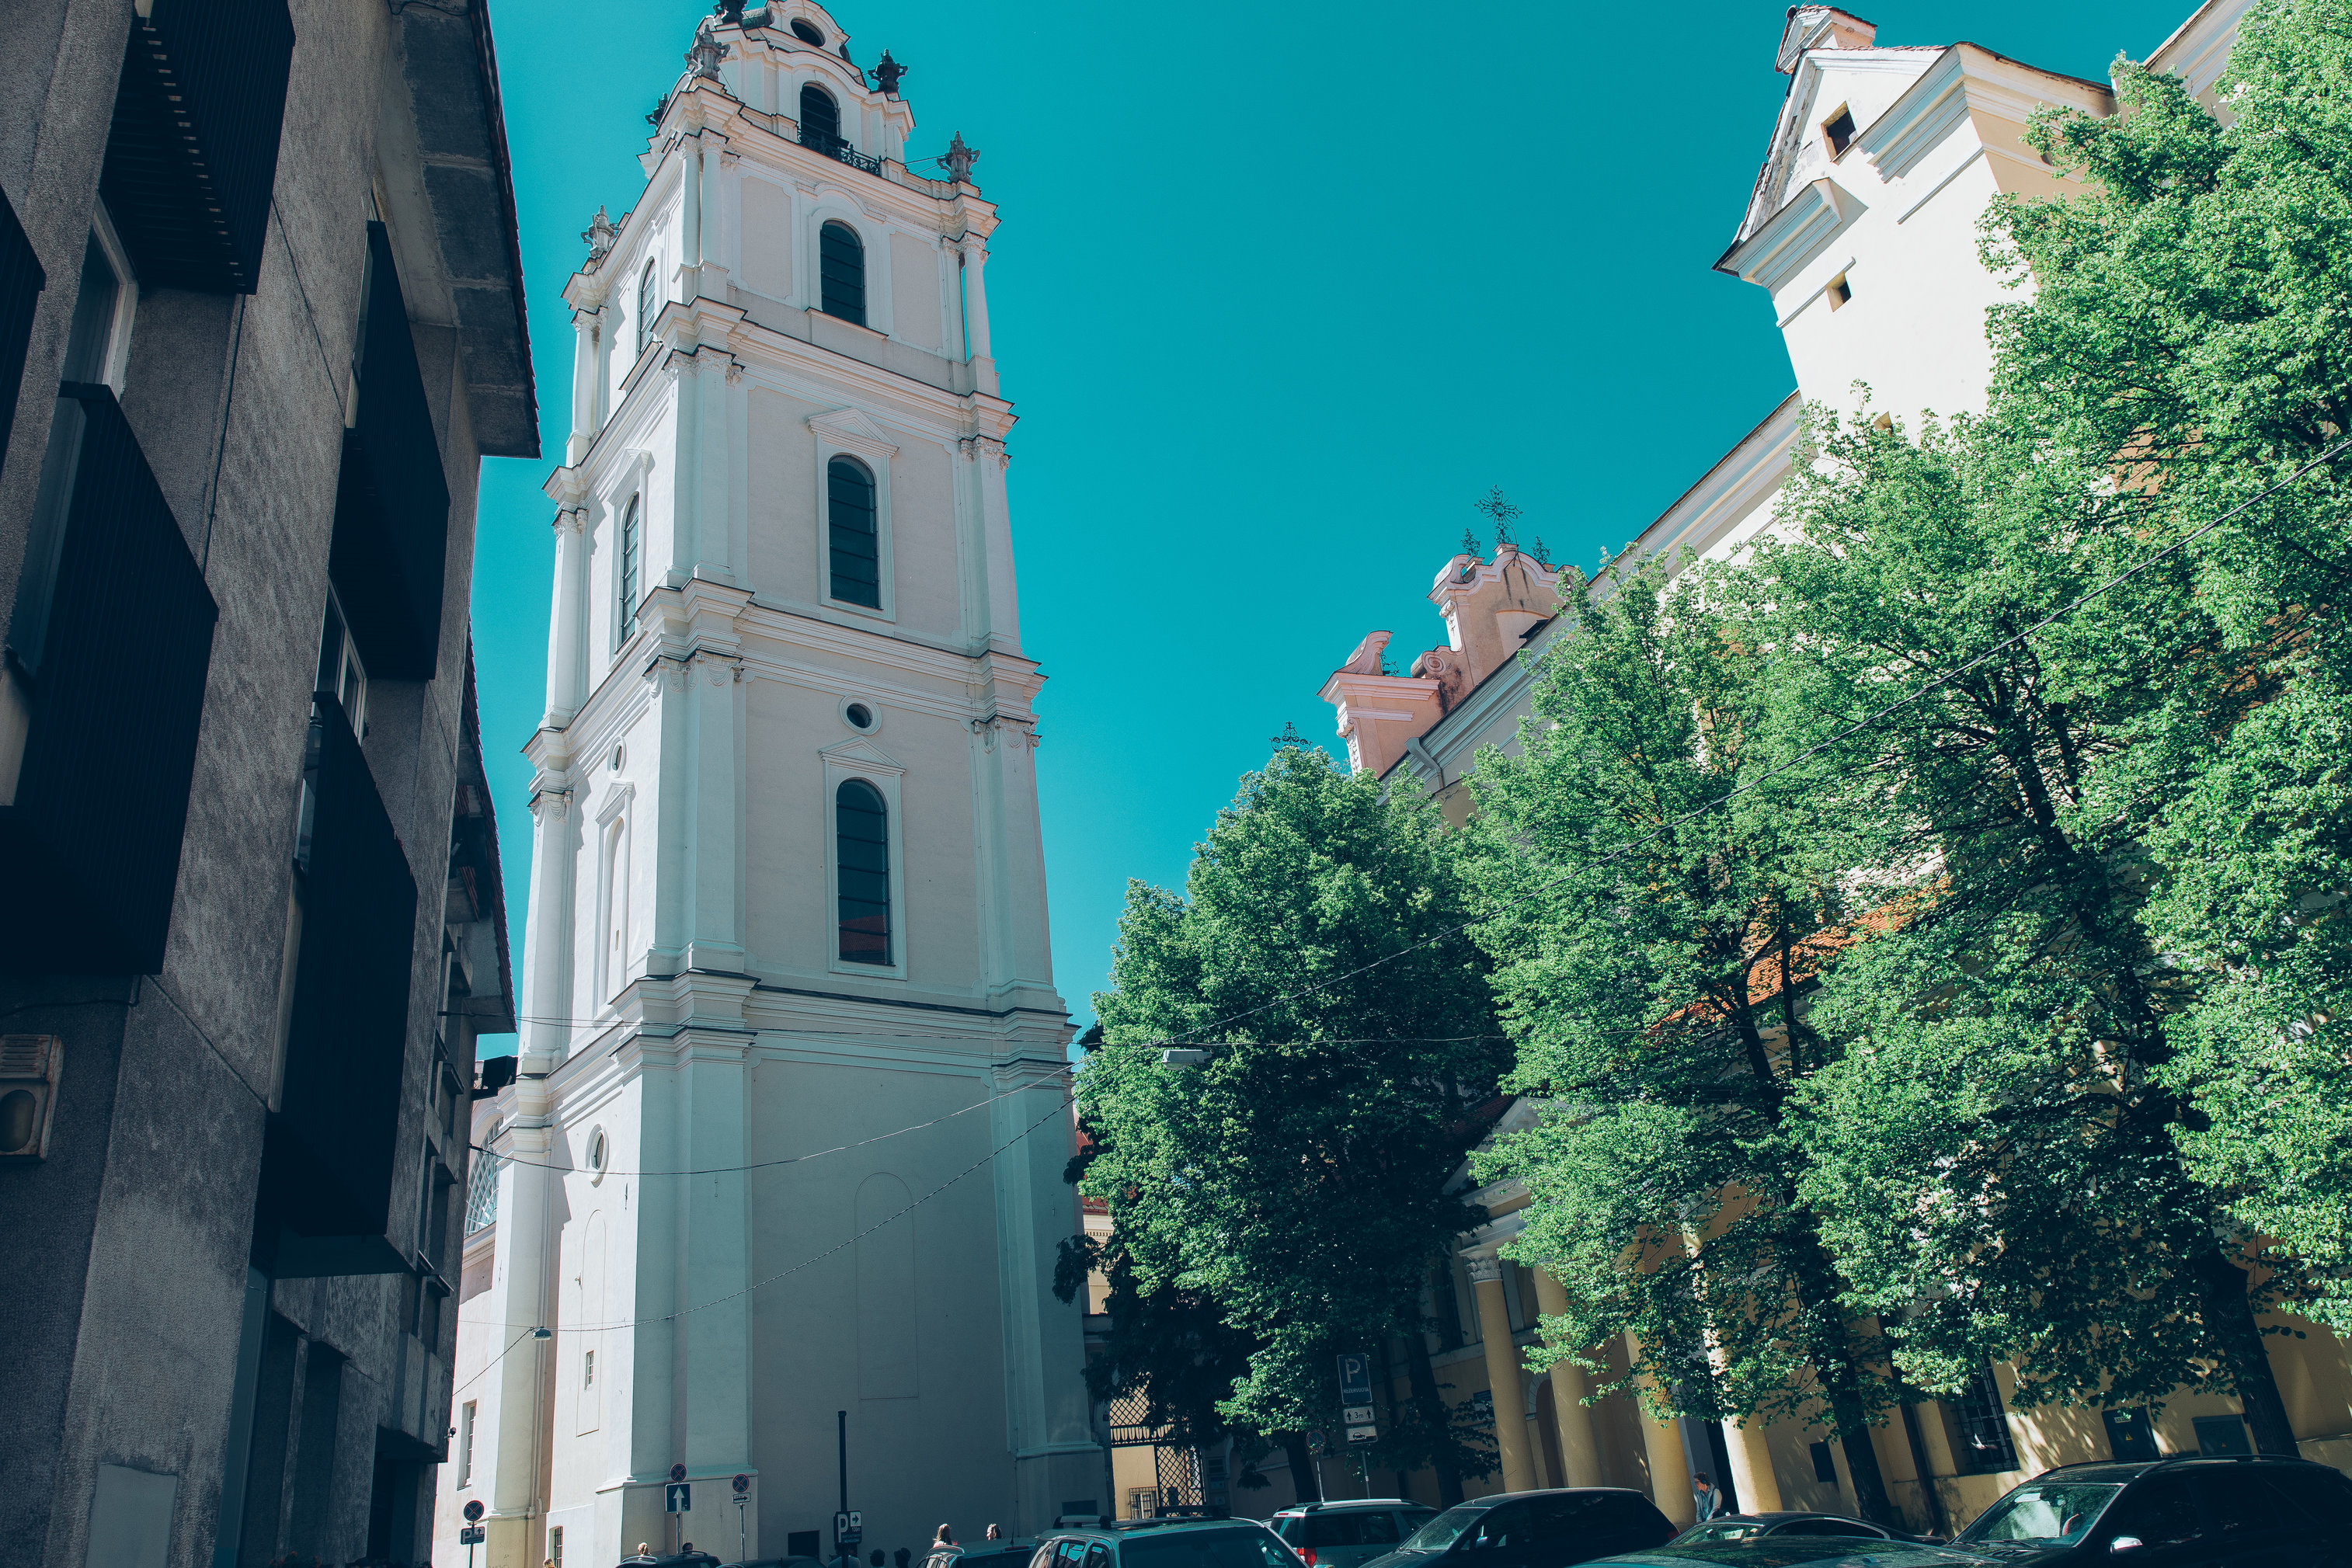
top-left (1691, 1474), bottom-right (1724, 1523)
top-left (922, 1528), bottom-right (962, 1568)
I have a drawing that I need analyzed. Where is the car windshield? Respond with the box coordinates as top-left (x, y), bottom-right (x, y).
top-left (1399, 1507), bottom-right (1487, 1553)
top-left (1677, 1524), bottom-right (1767, 1542)
top-left (1958, 1483), bottom-right (2125, 1545)
top-left (1120, 1530), bottom-right (1284, 1568)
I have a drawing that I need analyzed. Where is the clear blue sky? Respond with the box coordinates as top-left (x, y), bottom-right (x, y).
top-left (469, 0), bottom-right (2202, 1055)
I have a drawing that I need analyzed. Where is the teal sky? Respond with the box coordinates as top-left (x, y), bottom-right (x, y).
top-left (469, 0), bottom-right (2205, 1054)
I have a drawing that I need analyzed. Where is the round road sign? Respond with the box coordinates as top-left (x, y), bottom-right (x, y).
top-left (671, 1463), bottom-right (688, 1484)
top-left (732, 1474), bottom-right (750, 1496)
top-left (463, 1501), bottom-right (485, 1523)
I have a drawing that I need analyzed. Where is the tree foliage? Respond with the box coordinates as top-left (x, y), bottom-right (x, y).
top-left (1075, 744), bottom-right (1509, 1496)
top-left (1462, 552), bottom-right (1906, 1521)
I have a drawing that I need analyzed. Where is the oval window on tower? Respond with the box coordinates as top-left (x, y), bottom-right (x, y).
top-left (790, 18), bottom-right (824, 45)
top-left (826, 455), bottom-right (880, 607)
top-left (799, 82), bottom-right (840, 145)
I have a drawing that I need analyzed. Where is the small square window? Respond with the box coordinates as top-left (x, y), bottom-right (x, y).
top-left (1809, 1440), bottom-right (1837, 1484)
top-left (1827, 273), bottom-right (1852, 311)
top-left (1823, 106), bottom-right (1856, 157)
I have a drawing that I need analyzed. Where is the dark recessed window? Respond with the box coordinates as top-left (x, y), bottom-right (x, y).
top-left (1827, 273), bottom-right (1852, 311)
top-left (819, 219), bottom-right (865, 325)
top-left (844, 702), bottom-right (874, 730)
top-left (827, 456), bottom-right (879, 607)
top-left (617, 495), bottom-right (642, 642)
top-left (790, 19), bottom-right (824, 45)
top-left (836, 779), bottom-right (891, 965)
top-left (800, 82), bottom-right (840, 144)
top-left (1823, 106), bottom-right (1856, 157)
top-left (635, 260), bottom-right (657, 356)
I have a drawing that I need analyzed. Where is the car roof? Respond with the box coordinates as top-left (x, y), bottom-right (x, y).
top-left (2037, 1455), bottom-right (2326, 1483)
top-left (1449, 1488), bottom-right (1653, 1506)
top-left (1273, 1502), bottom-right (1428, 1514)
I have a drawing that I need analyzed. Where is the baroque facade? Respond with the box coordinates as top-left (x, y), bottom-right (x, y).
top-left (441, 6), bottom-right (1096, 1566)
top-left (1314, 0), bottom-right (2352, 1535)
top-left (0, 0), bottom-right (528, 1566)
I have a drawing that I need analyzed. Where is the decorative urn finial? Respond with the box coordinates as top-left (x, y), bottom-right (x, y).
top-left (581, 205), bottom-right (618, 266)
top-left (944, 133), bottom-right (979, 183)
top-left (686, 23), bottom-right (729, 80)
top-left (872, 50), bottom-right (908, 96)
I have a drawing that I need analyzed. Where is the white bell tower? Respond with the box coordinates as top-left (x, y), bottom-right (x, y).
top-left (466, 5), bottom-right (1098, 1564)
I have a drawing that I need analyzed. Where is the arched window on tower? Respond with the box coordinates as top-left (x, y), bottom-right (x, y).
top-left (826, 456), bottom-right (879, 607)
top-left (615, 495), bottom-right (642, 645)
top-left (800, 82), bottom-right (840, 146)
top-left (600, 815), bottom-right (631, 1000)
top-left (635, 259), bottom-right (657, 356)
top-left (819, 220), bottom-right (865, 325)
top-left (836, 780), bottom-right (891, 965)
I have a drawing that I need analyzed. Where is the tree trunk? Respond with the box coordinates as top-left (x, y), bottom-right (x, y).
top-left (1403, 1330), bottom-right (1465, 1505)
top-left (2197, 1247), bottom-right (2300, 1455)
top-left (1834, 1410), bottom-right (1897, 1528)
top-left (1282, 1434), bottom-right (1324, 1505)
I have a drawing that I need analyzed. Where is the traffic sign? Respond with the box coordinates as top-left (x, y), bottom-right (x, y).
top-left (834, 1511), bottom-right (862, 1546)
top-left (1338, 1352), bottom-right (1377, 1442)
top-left (732, 1473), bottom-right (750, 1497)
top-left (1306, 1429), bottom-right (1329, 1458)
top-left (671, 1463), bottom-right (689, 1484)
top-left (666, 1483), bottom-right (692, 1514)
top-left (459, 1528), bottom-right (486, 1545)
top-left (464, 1501), bottom-right (485, 1524)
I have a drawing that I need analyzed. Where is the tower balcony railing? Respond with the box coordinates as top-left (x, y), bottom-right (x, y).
top-left (0, 381), bottom-right (217, 975)
top-left (98, 0), bottom-right (296, 294)
top-left (798, 123), bottom-right (883, 175)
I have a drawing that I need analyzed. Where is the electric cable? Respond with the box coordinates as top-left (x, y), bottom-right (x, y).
top-left (1152, 436), bottom-right (2352, 1048)
top-left (470, 1062), bottom-right (1070, 1177)
top-left (458, 1090), bottom-right (1074, 1357)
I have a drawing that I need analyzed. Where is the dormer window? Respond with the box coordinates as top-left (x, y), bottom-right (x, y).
top-left (1821, 106), bottom-right (1856, 157)
top-left (800, 82), bottom-right (841, 146)
top-left (789, 18), bottom-right (824, 45)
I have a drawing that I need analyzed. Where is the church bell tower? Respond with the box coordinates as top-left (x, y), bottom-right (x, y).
top-left (461, 7), bottom-right (1098, 1563)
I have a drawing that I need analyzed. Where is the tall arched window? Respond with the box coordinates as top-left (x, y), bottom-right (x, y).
top-left (826, 457), bottom-right (879, 607)
top-left (835, 780), bottom-right (891, 965)
top-left (635, 259), bottom-right (657, 356)
top-left (615, 495), bottom-right (642, 643)
top-left (819, 220), bottom-right (865, 325)
top-left (799, 82), bottom-right (840, 144)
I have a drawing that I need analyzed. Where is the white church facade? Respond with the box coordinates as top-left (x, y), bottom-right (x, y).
top-left (438, 7), bottom-right (1097, 1567)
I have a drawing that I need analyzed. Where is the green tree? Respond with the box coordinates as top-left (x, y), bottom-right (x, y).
top-left (1077, 742), bottom-right (1508, 1501)
top-left (1754, 407), bottom-right (2311, 1453)
top-left (1463, 553), bottom-right (1908, 1522)
top-left (1983, 0), bottom-right (2352, 1333)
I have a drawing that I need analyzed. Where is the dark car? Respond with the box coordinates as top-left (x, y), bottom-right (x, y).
top-left (1949, 1455), bottom-right (2352, 1566)
top-left (1670, 1516), bottom-right (1894, 1546)
top-left (1359, 1489), bottom-right (1675, 1568)
top-left (1591, 1539), bottom-right (1989, 1568)
top-left (1271, 1500), bottom-right (1441, 1568)
top-left (1026, 1518), bottom-right (1306, 1568)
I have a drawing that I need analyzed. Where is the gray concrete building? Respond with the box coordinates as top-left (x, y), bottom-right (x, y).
top-left (0, 2), bottom-right (534, 1567)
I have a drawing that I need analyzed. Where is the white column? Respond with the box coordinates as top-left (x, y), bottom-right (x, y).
top-left (991, 1057), bottom-right (1097, 1535)
top-left (682, 649), bottom-right (743, 972)
top-left (972, 437), bottom-right (1021, 653)
top-left (545, 511), bottom-right (589, 725)
top-left (682, 139), bottom-right (704, 272)
top-left (679, 1038), bottom-right (753, 1551)
top-left (1468, 1257), bottom-right (1539, 1493)
top-left (518, 787), bottom-right (579, 1068)
top-left (569, 313), bottom-right (597, 464)
top-left (489, 1111), bottom-right (558, 1559)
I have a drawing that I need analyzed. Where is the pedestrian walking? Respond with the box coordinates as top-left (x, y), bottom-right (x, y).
top-left (922, 1527), bottom-right (961, 1568)
top-left (1691, 1473), bottom-right (1724, 1523)
top-left (984, 1529), bottom-right (1002, 1545)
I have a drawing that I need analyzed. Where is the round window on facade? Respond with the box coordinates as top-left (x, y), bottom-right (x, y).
top-left (789, 18), bottom-right (824, 44)
top-left (844, 701), bottom-right (875, 732)
top-left (587, 1127), bottom-right (610, 1182)
top-left (610, 743), bottom-right (625, 772)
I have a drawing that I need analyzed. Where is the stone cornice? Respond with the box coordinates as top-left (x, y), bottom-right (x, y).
top-left (1717, 176), bottom-right (1854, 290)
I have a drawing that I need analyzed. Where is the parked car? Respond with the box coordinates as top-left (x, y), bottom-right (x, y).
top-left (1027, 1518), bottom-right (1306, 1568)
top-left (1589, 1540), bottom-right (1988, 1567)
top-left (1947, 1456), bottom-right (2352, 1566)
top-left (959, 1548), bottom-right (1042, 1568)
top-left (1271, 1500), bottom-right (1440, 1568)
top-left (1669, 1514), bottom-right (1894, 1545)
top-left (1358, 1489), bottom-right (1675, 1568)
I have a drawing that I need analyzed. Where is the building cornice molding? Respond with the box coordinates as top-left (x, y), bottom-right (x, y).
top-left (1717, 176), bottom-right (1856, 291)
